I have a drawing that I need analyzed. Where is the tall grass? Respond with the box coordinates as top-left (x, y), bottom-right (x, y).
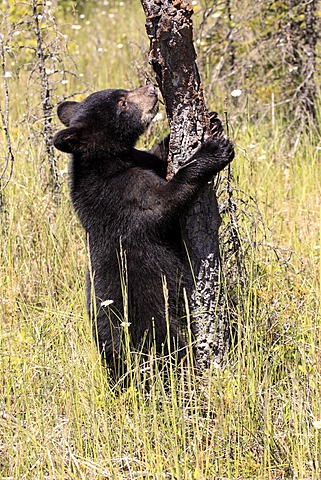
top-left (1, 1), bottom-right (320, 478)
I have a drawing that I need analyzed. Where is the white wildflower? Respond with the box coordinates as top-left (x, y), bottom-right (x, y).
top-left (120, 322), bottom-right (131, 327)
top-left (101, 299), bottom-right (114, 307)
top-left (312, 420), bottom-right (321, 429)
top-left (231, 89), bottom-right (242, 97)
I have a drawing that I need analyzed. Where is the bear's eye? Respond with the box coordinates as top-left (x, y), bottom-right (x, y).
top-left (119, 98), bottom-right (128, 111)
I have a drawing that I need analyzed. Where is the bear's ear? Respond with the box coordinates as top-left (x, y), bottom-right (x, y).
top-left (53, 127), bottom-right (82, 154)
top-left (57, 101), bottom-right (79, 126)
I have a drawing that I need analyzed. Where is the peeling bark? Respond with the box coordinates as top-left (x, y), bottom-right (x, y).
top-left (141, 0), bottom-right (230, 368)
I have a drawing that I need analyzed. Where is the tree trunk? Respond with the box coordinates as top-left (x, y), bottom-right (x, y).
top-left (140, 0), bottom-right (230, 368)
top-left (32, 0), bottom-right (60, 197)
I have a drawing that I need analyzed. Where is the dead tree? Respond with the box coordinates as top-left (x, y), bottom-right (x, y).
top-left (31, 0), bottom-right (60, 197)
top-left (141, 0), bottom-right (230, 368)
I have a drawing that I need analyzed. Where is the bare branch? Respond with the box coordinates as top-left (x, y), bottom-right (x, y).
top-left (0, 34), bottom-right (15, 208)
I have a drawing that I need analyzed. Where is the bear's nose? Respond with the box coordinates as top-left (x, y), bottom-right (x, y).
top-left (147, 84), bottom-right (156, 96)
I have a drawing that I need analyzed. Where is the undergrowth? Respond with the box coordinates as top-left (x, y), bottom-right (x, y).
top-left (0, 1), bottom-right (320, 479)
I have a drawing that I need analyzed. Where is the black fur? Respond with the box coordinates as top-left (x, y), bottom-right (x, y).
top-left (53, 85), bottom-right (234, 378)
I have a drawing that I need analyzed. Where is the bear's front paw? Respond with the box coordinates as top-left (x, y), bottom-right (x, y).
top-left (217, 136), bottom-right (234, 163)
top-left (195, 136), bottom-right (234, 174)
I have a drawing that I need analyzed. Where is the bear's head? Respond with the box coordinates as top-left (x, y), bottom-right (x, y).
top-left (53, 84), bottom-right (159, 156)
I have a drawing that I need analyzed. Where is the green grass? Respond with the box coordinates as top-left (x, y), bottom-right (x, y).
top-left (1, 1), bottom-right (320, 478)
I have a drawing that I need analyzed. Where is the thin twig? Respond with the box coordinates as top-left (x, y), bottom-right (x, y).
top-left (223, 97), bottom-right (243, 278)
top-left (0, 35), bottom-right (15, 208)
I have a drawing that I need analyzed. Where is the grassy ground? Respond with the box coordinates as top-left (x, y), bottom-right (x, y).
top-left (1, 1), bottom-right (320, 478)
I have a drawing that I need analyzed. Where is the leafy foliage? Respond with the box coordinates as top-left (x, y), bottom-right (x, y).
top-left (197, 0), bottom-right (320, 133)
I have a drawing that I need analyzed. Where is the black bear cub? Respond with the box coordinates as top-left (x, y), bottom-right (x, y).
top-left (54, 84), bottom-right (234, 379)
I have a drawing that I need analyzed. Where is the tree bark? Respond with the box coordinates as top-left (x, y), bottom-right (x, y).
top-left (141, 0), bottom-right (229, 368)
top-left (32, 0), bottom-right (60, 197)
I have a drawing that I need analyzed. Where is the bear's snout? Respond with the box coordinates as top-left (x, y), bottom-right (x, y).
top-left (128, 84), bottom-right (159, 123)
